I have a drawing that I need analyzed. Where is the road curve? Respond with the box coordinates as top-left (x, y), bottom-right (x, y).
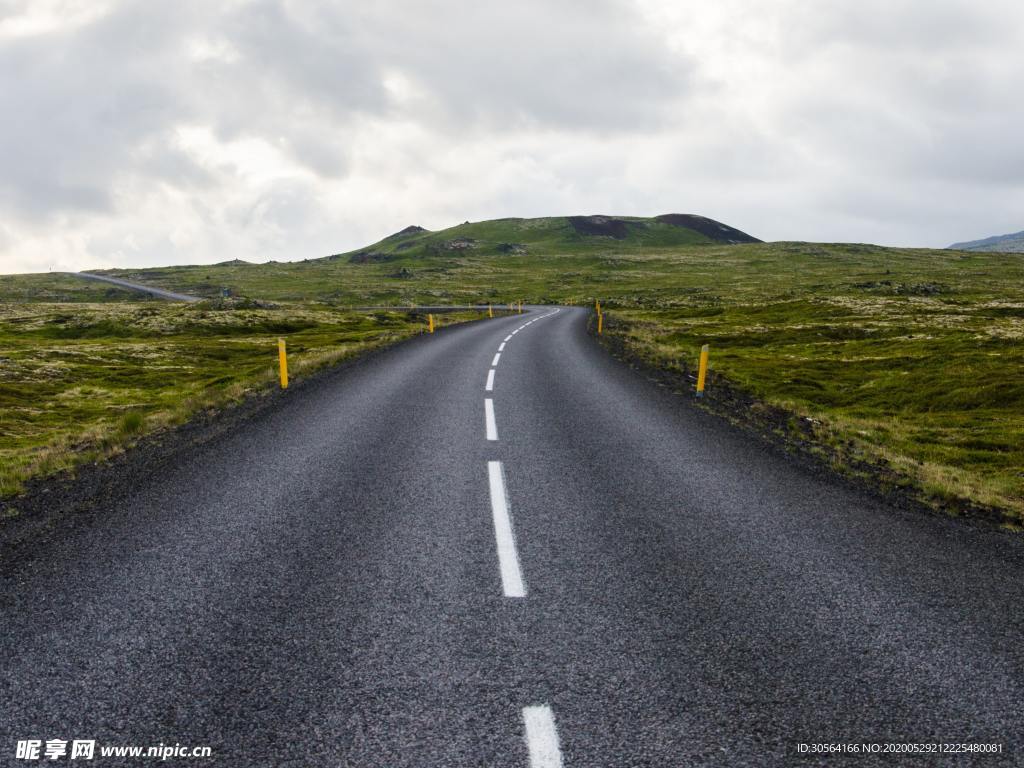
top-left (72, 272), bottom-right (201, 302)
top-left (2, 307), bottom-right (1023, 766)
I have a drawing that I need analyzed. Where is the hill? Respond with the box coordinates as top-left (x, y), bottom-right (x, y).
top-left (0, 213), bottom-right (762, 304)
top-left (326, 214), bottom-right (759, 264)
top-left (949, 230), bottom-right (1024, 252)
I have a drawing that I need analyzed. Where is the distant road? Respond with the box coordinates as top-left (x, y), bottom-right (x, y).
top-left (72, 271), bottom-right (201, 302)
top-left (2, 307), bottom-right (1023, 765)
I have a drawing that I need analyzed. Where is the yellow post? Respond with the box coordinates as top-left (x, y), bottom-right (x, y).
top-left (518, 301), bottom-right (523, 314)
top-left (428, 313), bottom-right (435, 333)
top-left (488, 304), bottom-right (493, 318)
top-left (597, 312), bottom-right (603, 335)
top-left (595, 299), bottom-right (601, 314)
top-left (696, 344), bottom-right (710, 397)
top-left (278, 338), bottom-right (289, 389)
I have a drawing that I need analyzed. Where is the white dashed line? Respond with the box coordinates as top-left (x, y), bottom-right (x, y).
top-left (485, 398), bottom-right (498, 441)
top-left (478, 309), bottom-right (569, 758)
top-left (522, 705), bottom-right (563, 767)
top-left (487, 461), bottom-right (525, 598)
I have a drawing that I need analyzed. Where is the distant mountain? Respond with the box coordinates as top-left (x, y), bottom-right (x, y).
top-left (325, 214), bottom-right (760, 264)
top-left (948, 230), bottom-right (1024, 253)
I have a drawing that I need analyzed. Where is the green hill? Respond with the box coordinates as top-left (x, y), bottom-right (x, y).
top-left (328, 214), bottom-right (759, 264)
top-left (3, 213), bottom-right (760, 304)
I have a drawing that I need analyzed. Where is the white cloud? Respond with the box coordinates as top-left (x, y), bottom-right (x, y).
top-left (0, 0), bottom-right (115, 40)
top-left (1, 0), bottom-right (1023, 274)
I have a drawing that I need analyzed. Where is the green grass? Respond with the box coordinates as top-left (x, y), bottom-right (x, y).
top-left (0, 300), bottom-right (492, 500)
top-left (4, 215), bottom-right (1024, 523)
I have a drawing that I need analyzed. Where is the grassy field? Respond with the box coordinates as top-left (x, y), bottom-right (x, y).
top-left (0, 299), bottom-right (490, 502)
top-left (4, 214), bottom-right (1023, 523)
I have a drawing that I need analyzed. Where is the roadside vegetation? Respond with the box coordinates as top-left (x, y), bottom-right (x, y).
top-left (4, 214), bottom-right (1023, 524)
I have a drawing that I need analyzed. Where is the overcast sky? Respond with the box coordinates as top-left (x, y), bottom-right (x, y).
top-left (2, 0), bottom-right (1023, 273)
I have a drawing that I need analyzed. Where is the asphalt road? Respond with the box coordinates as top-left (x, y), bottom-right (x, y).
top-left (72, 272), bottom-right (200, 302)
top-left (2, 306), bottom-right (1023, 766)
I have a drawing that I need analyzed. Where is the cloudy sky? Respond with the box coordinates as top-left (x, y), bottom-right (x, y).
top-left (2, 0), bottom-right (1023, 273)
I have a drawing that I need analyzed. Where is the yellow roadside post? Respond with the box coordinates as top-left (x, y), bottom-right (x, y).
top-left (488, 304), bottom-right (493, 318)
top-left (278, 338), bottom-right (289, 389)
top-left (518, 300), bottom-right (523, 314)
top-left (595, 299), bottom-right (601, 314)
top-left (428, 313), bottom-right (435, 333)
top-left (597, 312), bottom-right (603, 335)
top-left (696, 344), bottom-right (710, 397)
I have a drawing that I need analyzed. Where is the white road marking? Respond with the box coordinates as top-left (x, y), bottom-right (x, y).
top-left (504, 335), bottom-right (513, 342)
top-left (486, 368), bottom-right (495, 391)
top-left (485, 398), bottom-right (498, 441)
top-left (492, 353), bottom-right (501, 367)
top-left (487, 461), bottom-right (525, 598)
top-left (499, 342), bottom-right (506, 351)
top-left (522, 705), bottom-right (563, 767)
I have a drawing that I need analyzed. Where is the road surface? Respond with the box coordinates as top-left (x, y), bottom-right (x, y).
top-left (2, 307), bottom-right (1022, 766)
top-left (72, 272), bottom-right (201, 302)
